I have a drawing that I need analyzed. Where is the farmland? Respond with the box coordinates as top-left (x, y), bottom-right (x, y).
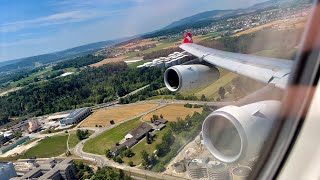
top-left (80, 103), bottom-right (159, 128)
top-left (142, 104), bottom-right (203, 122)
top-left (89, 57), bottom-right (124, 67)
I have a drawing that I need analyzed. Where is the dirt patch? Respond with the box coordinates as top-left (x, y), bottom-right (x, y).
top-left (80, 103), bottom-right (159, 127)
top-left (142, 104), bottom-right (203, 122)
top-left (89, 57), bottom-right (124, 67)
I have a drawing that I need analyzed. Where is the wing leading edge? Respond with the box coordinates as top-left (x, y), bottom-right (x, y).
top-left (180, 38), bottom-right (293, 89)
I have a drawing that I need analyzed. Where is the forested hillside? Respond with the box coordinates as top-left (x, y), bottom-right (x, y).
top-left (53, 55), bottom-right (107, 70)
top-left (0, 62), bottom-right (163, 120)
top-left (0, 40), bottom-right (116, 73)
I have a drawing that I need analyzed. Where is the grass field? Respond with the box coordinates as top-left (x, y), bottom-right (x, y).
top-left (80, 103), bottom-right (158, 128)
top-left (142, 104), bottom-right (203, 122)
top-left (83, 117), bottom-right (142, 155)
top-left (195, 72), bottom-right (238, 100)
top-left (21, 135), bottom-right (68, 158)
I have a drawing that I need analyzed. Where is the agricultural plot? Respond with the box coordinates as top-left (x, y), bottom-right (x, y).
top-left (142, 104), bottom-right (203, 122)
top-left (80, 103), bottom-right (159, 128)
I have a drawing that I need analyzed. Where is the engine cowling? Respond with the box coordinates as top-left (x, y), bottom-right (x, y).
top-left (202, 100), bottom-right (281, 163)
top-left (164, 65), bottom-right (219, 92)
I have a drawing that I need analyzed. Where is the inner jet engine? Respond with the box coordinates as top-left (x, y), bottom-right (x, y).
top-left (164, 65), bottom-right (219, 92)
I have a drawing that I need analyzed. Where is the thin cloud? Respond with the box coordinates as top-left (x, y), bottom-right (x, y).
top-left (0, 10), bottom-right (115, 33)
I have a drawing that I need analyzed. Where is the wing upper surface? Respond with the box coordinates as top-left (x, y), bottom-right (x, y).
top-left (180, 43), bottom-right (293, 89)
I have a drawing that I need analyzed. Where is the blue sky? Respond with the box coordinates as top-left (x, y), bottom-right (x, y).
top-left (0, 0), bottom-right (267, 62)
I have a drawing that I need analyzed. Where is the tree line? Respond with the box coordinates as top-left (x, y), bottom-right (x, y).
top-left (53, 54), bottom-right (107, 70)
top-left (75, 161), bottom-right (132, 180)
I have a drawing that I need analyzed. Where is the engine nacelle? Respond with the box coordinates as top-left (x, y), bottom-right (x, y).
top-left (164, 65), bottom-right (219, 92)
top-left (202, 101), bottom-right (281, 163)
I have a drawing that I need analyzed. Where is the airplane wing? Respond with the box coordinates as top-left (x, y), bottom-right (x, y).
top-left (180, 32), bottom-right (293, 89)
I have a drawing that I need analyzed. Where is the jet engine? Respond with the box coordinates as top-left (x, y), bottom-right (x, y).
top-left (164, 65), bottom-right (219, 92)
top-left (202, 100), bottom-right (281, 163)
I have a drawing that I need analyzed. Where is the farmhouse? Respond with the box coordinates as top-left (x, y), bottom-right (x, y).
top-left (111, 123), bottom-right (152, 156)
top-left (126, 123), bottom-right (153, 141)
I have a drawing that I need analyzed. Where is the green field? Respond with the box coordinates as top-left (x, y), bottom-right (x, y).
top-left (22, 135), bottom-right (68, 158)
top-left (127, 60), bottom-right (146, 68)
top-left (83, 117), bottom-right (142, 155)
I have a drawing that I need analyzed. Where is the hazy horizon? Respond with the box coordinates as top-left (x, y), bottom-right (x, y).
top-left (0, 0), bottom-right (268, 62)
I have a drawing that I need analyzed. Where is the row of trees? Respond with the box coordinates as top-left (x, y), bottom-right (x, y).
top-left (119, 80), bottom-right (166, 104)
top-left (75, 161), bottom-right (132, 180)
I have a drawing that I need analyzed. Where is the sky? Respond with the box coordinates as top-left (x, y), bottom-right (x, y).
top-left (0, 0), bottom-right (268, 62)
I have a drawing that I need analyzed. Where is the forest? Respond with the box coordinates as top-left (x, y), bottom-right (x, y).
top-left (0, 62), bottom-right (164, 122)
top-left (53, 54), bottom-right (107, 70)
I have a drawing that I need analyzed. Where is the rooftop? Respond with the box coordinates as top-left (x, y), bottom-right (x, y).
top-left (128, 122), bottom-right (153, 139)
top-left (64, 107), bottom-right (91, 120)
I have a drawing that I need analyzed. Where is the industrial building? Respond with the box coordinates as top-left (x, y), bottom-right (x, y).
top-left (0, 136), bottom-right (30, 155)
top-left (187, 158), bottom-right (209, 179)
top-left (186, 159), bottom-right (230, 180)
top-left (10, 118), bottom-right (41, 134)
top-left (137, 51), bottom-right (189, 68)
top-left (16, 158), bottom-right (77, 180)
top-left (27, 118), bottom-right (41, 133)
top-left (60, 107), bottom-right (92, 126)
top-left (231, 166), bottom-right (251, 180)
top-left (0, 162), bottom-right (17, 180)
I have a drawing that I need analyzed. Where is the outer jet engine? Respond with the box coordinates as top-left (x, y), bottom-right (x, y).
top-left (202, 100), bottom-right (281, 163)
top-left (164, 65), bottom-right (219, 92)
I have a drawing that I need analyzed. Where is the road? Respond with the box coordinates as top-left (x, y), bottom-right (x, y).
top-left (72, 102), bottom-right (188, 180)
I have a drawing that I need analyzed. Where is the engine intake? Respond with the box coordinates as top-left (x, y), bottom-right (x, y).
top-left (202, 101), bottom-right (281, 163)
top-left (164, 65), bottom-right (219, 92)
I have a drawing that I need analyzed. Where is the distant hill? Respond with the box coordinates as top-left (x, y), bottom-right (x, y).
top-left (0, 40), bottom-right (118, 73)
top-left (164, 0), bottom-right (309, 29)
